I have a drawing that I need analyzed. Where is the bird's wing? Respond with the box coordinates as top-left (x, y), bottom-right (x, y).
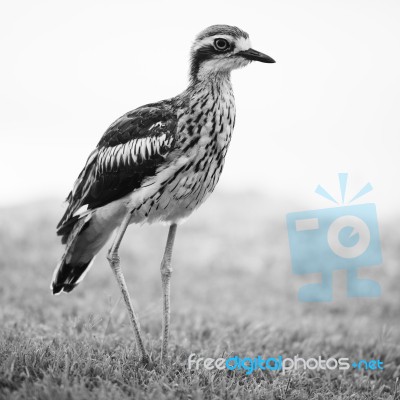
top-left (57, 104), bottom-right (177, 235)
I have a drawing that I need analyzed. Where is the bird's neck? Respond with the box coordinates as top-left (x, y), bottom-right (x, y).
top-left (189, 71), bottom-right (231, 89)
top-left (185, 72), bottom-right (234, 106)
top-left (176, 71), bottom-right (235, 150)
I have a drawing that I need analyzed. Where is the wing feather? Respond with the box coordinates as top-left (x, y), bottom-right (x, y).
top-left (57, 103), bottom-right (177, 236)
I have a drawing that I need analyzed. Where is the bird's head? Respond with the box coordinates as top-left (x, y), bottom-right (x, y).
top-left (190, 24), bottom-right (275, 82)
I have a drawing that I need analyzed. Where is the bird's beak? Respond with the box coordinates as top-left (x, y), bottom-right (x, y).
top-left (237, 48), bottom-right (275, 63)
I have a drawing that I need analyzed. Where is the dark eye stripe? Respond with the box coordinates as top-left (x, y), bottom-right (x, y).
top-left (190, 41), bottom-right (235, 78)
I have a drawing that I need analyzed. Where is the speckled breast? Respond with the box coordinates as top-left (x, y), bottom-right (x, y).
top-left (142, 77), bottom-right (236, 224)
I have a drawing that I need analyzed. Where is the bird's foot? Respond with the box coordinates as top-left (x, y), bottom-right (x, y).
top-left (139, 353), bottom-right (158, 370)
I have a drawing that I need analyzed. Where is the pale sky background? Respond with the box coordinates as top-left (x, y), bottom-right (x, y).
top-left (1, 0), bottom-right (399, 219)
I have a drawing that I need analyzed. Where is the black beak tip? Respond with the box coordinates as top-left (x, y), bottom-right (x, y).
top-left (262, 55), bottom-right (276, 63)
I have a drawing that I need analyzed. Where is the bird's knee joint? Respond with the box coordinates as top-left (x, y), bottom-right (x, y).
top-left (107, 251), bottom-right (120, 265)
top-left (160, 261), bottom-right (173, 278)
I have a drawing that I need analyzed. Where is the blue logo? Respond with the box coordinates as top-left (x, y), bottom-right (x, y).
top-left (286, 173), bottom-right (382, 302)
top-left (188, 353), bottom-right (385, 375)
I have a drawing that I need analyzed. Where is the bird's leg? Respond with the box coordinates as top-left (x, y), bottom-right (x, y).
top-left (160, 223), bottom-right (178, 362)
top-left (107, 211), bottom-right (149, 363)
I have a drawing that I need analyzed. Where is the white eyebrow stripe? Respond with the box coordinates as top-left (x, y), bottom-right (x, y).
top-left (233, 37), bottom-right (252, 53)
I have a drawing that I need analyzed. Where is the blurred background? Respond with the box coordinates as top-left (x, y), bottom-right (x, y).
top-left (1, 0), bottom-right (400, 389)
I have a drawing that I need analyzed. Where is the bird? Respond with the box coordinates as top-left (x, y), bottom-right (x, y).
top-left (51, 24), bottom-right (275, 363)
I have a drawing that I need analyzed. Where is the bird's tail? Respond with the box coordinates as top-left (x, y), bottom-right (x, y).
top-left (51, 211), bottom-right (116, 294)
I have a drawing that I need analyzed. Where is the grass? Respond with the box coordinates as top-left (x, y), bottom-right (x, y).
top-left (0, 192), bottom-right (400, 399)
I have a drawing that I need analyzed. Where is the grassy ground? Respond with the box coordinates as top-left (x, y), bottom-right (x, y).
top-left (0, 192), bottom-right (400, 399)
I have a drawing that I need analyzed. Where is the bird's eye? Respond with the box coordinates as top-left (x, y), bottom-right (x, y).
top-left (214, 38), bottom-right (229, 51)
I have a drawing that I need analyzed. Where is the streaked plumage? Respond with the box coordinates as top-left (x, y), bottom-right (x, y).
top-left (52, 25), bottom-right (275, 362)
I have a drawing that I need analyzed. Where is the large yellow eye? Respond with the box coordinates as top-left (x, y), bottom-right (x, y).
top-left (214, 38), bottom-right (229, 51)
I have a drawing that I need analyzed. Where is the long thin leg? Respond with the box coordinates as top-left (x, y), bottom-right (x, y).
top-left (160, 223), bottom-right (177, 362)
top-left (107, 211), bottom-right (149, 363)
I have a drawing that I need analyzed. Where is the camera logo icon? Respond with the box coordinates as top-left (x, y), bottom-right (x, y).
top-left (286, 173), bottom-right (382, 302)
